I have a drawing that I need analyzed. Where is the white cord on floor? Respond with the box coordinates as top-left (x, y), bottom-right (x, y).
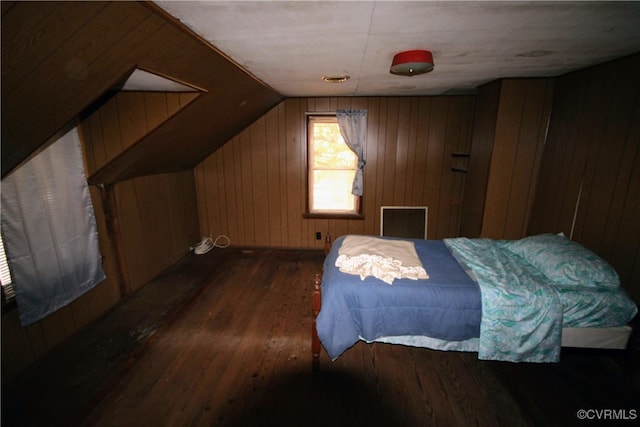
top-left (211, 235), bottom-right (231, 248)
top-left (191, 235), bottom-right (231, 255)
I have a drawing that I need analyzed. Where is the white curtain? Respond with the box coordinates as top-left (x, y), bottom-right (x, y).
top-left (336, 109), bottom-right (367, 196)
top-left (1, 127), bottom-right (105, 326)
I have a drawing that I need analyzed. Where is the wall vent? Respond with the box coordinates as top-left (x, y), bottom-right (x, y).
top-left (380, 206), bottom-right (428, 240)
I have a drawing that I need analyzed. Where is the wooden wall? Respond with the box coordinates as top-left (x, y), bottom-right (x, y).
top-left (81, 92), bottom-right (199, 176)
top-left (2, 92), bottom-right (201, 381)
top-left (1, 1), bottom-right (281, 181)
top-left (529, 54), bottom-right (640, 303)
top-left (194, 96), bottom-right (476, 248)
top-left (460, 81), bottom-right (501, 238)
top-left (113, 172), bottom-right (199, 293)
top-left (80, 90), bottom-right (200, 294)
top-left (80, 89), bottom-right (201, 295)
top-left (462, 78), bottom-right (554, 240)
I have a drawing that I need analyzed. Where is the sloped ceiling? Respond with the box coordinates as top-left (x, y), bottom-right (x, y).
top-left (1, 1), bottom-right (282, 182)
top-left (3, 1), bottom-right (640, 182)
top-left (120, 69), bottom-right (201, 92)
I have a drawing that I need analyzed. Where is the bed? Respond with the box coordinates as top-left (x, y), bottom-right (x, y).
top-left (311, 233), bottom-right (637, 371)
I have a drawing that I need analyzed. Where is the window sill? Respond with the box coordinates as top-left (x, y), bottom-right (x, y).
top-left (303, 212), bottom-right (364, 220)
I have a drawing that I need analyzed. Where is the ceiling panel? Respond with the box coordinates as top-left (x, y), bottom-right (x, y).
top-left (156, 1), bottom-right (640, 96)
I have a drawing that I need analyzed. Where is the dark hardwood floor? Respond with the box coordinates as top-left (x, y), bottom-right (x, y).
top-left (3, 247), bottom-right (639, 426)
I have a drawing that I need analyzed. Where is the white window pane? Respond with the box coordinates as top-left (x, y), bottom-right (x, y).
top-left (312, 123), bottom-right (356, 169)
top-left (312, 170), bottom-right (356, 211)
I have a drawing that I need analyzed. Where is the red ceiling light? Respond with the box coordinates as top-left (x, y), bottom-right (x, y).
top-left (390, 50), bottom-right (434, 76)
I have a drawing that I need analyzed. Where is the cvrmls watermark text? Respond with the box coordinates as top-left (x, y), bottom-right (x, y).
top-left (577, 409), bottom-right (637, 421)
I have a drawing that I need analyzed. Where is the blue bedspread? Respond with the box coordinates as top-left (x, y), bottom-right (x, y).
top-left (316, 236), bottom-right (481, 360)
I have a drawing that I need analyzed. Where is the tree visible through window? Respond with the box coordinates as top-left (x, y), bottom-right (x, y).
top-left (307, 115), bottom-right (360, 215)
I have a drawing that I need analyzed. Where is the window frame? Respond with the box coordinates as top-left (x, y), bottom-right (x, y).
top-left (0, 232), bottom-right (16, 311)
top-left (304, 113), bottom-right (364, 219)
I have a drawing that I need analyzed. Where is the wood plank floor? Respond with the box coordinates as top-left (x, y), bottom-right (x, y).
top-left (3, 247), bottom-right (639, 426)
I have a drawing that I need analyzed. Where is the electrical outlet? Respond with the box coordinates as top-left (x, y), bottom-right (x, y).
top-left (315, 231), bottom-right (322, 240)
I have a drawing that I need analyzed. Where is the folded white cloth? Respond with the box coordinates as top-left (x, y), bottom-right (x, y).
top-left (335, 235), bottom-right (429, 284)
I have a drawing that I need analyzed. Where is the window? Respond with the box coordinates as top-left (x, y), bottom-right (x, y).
top-left (307, 115), bottom-right (361, 217)
top-left (1, 127), bottom-right (105, 325)
top-left (0, 233), bottom-right (15, 304)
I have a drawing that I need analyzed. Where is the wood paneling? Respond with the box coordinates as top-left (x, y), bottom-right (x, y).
top-left (461, 81), bottom-right (501, 237)
top-left (195, 96), bottom-right (476, 248)
top-left (1, 1), bottom-right (154, 173)
top-left (461, 78), bottom-right (554, 240)
top-left (1, 1), bottom-right (282, 181)
top-left (80, 88), bottom-right (201, 292)
top-left (115, 172), bottom-right (200, 292)
top-left (481, 79), bottom-right (554, 239)
top-left (82, 91), bottom-right (199, 175)
top-left (529, 54), bottom-right (640, 303)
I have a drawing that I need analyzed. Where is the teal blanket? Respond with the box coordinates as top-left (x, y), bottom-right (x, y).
top-left (444, 238), bottom-right (563, 363)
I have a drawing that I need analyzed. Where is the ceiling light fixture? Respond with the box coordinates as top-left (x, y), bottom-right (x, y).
top-left (322, 75), bottom-right (350, 83)
top-left (390, 50), bottom-right (434, 76)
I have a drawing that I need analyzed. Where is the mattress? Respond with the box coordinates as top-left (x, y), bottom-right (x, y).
top-left (561, 326), bottom-right (632, 349)
top-left (370, 325), bottom-right (634, 353)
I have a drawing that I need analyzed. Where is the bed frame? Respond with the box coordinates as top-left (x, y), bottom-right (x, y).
top-left (311, 235), bottom-right (633, 372)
